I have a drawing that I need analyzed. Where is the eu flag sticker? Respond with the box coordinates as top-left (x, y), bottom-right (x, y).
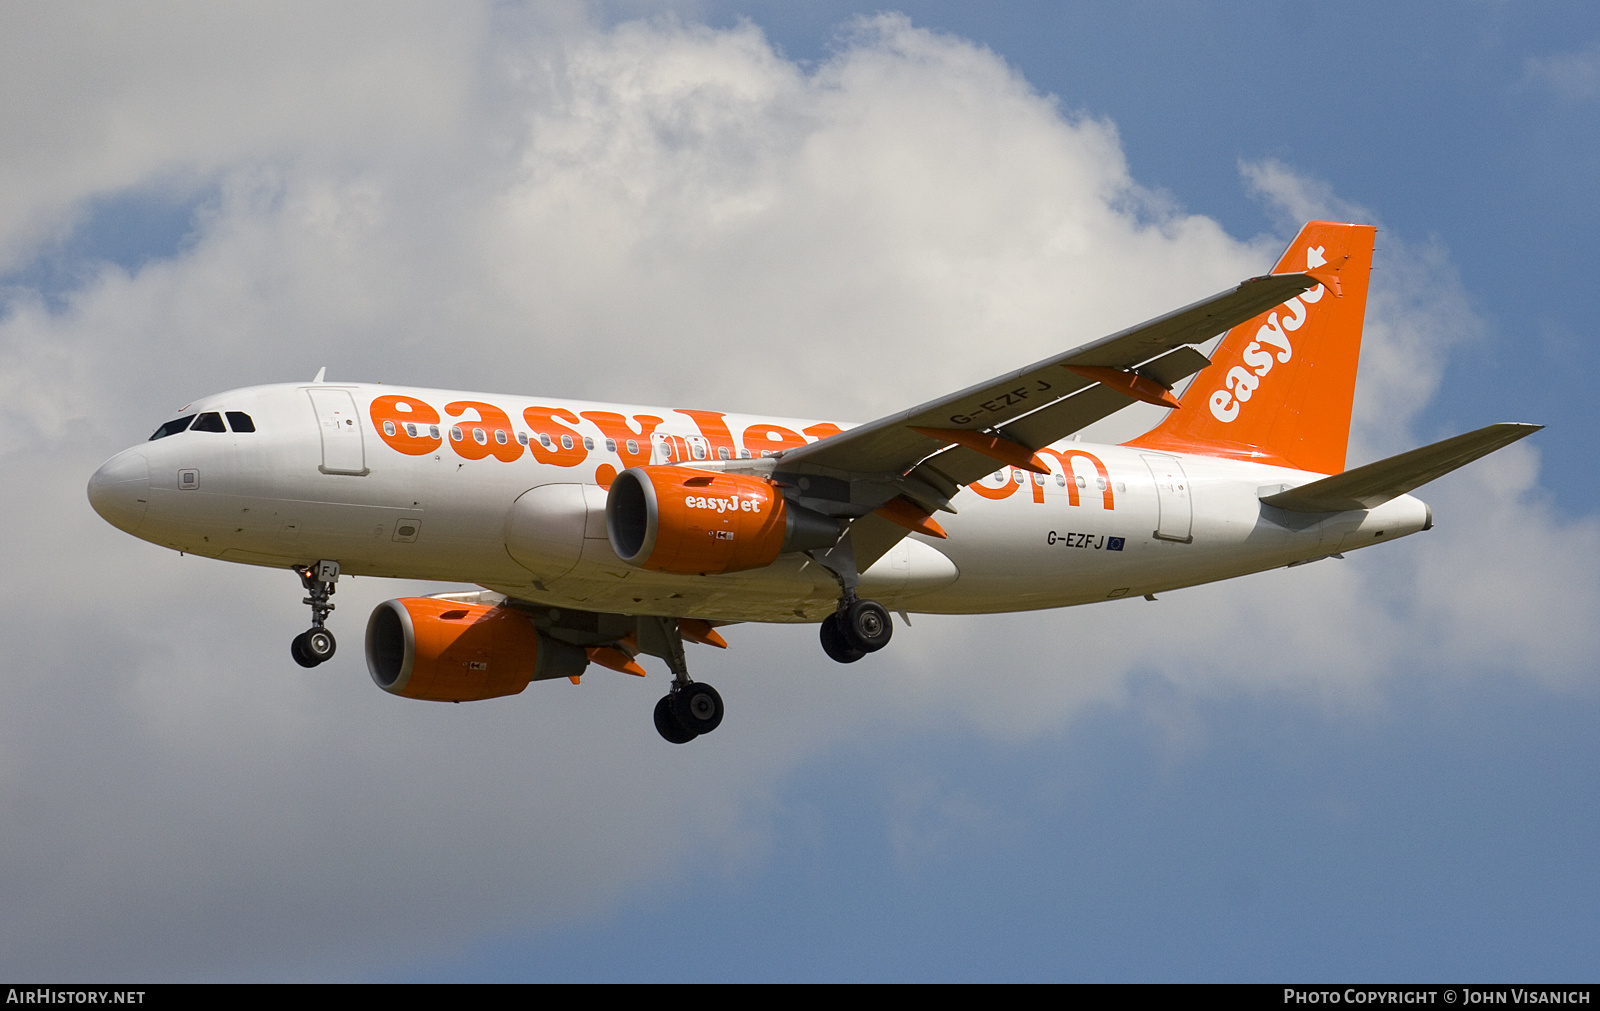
top-left (1107, 536), bottom-right (1125, 551)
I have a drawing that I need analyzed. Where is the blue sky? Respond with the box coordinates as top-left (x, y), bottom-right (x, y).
top-left (2, 3), bottom-right (1596, 982)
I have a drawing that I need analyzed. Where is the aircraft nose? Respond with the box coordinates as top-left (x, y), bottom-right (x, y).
top-left (88, 449), bottom-right (151, 533)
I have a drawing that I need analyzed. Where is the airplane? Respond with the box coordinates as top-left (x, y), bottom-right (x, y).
top-left (87, 221), bottom-right (1539, 743)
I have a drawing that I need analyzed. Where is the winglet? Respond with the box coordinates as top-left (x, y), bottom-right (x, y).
top-left (312, 367), bottom-right (327, 383)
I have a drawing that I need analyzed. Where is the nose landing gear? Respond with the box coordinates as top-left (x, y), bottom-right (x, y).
top-left (291, 560), bottom-right (340, 668)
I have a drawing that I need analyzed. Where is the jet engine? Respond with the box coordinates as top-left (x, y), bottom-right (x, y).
top-left (606, 467), bottom-right (839, 575)
top-left (365, 597), bottom-right (588, 702)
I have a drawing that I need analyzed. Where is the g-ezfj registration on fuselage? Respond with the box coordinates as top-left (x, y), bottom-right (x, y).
top-left (88, 222), bottom-right (1539, 743)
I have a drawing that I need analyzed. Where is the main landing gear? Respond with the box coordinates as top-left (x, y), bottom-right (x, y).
top-left (819, 595), bottom-right (893, 664)
top-left (641, 616), bottom-right (726, 745)
top-left (290, 560), bottom-right (340, 668)
top-left (804, 534), bottom-right (893, 664)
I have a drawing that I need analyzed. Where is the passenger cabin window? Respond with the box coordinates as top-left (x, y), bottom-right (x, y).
top-left (625, 439), bottom-right (638, 455)
top-left (605, 438), bottom-right (617, 453)
top-left (225, 411), bottom-right (256, 432)
top-left (718, 447), bottom-right (731, 461)
top-left (583, 437), bottom-right (594, 451)
top-left (148, 415), bottom-right (195, 440)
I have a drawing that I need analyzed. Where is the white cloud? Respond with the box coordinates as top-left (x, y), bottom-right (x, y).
top-left (0, 7), bottom-right (1592, 978)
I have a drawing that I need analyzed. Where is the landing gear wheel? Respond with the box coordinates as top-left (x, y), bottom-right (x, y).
top-left (672, 682), bottom-right (724, 736)
top-left (304, 628), bottom-right (336, 663)
top-left (291, 628), bottom-right (337, 668)
top-left (290, 631), bottom-right (317, 668)
top-left (654, 694), bottom-right (698, 744)
top-left (820, 612), bottom-right (866, 664)
top-left (846, 599), bottom-right (892, 653)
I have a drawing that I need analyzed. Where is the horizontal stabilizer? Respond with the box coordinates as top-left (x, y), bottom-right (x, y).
top-left (1260, 423), bottom-right (1542, 513)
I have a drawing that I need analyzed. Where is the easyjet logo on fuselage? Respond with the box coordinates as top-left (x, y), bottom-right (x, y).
top-left (367, 392), bottom-right (1119, 512)
top-left (1208, 245), bottom-right (1329, 424)
top-left (367, 394), bottom-right (842, 488)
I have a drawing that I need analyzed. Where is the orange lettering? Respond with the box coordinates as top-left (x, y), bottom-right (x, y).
top-left (742, 424), bottom-right (807, 457)
top-left (522, 407), bottom-right (587, 467)
top-left (580, 412), bottom-right (663, 469)
top-left (676, 410), bottom-right (737, 460)
top-left (1036, 448), bottom-right (1114, 509)
top-left (445, 401), bottom-right (523, 462)
top-left (803, 422), bottom-right (844, 441)
top-left (370, 395), bottom-right (442, 456)
top-left (967, 469), bottom-right (1022, 500)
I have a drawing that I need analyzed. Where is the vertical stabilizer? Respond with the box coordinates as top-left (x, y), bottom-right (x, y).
top-left (1127, 221), bottom-right (1376, 474)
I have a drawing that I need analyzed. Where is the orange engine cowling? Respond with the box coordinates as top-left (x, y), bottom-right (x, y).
top-left (606, 466), bottom-right (839, 575)
top-left (365, 597), bottom-right (589, 702)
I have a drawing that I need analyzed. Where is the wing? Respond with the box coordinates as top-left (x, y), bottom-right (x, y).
top-left (765, 272), bottom-right (1321, 566)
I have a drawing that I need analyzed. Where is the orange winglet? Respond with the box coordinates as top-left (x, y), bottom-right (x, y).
top-left (586, 646), bottom-right (647, 677)
top-left (678, 618), bottom-right (729, 649)
top-left (568, 675), bottom-right (582, 685)
top-left (872, 495), bottom-right (948, 539)
top-left (1064, 366), bottom-right (1182, 409)
top-left (910, 427), bottom-right (1048, 474)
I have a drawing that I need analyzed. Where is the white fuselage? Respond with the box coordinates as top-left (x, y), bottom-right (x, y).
top-left (89, 383), bottom-right (1429, 622)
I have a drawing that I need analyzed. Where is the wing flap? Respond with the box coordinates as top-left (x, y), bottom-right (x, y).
top-left (1260, 423), bottom-right (1542, 513)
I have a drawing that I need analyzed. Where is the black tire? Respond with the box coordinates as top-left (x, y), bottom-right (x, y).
top-left (654, 694), bottom-right (698, 744)
top-left (672, 682), bottom-right (724, 735)
top-left (846, 599), bottom-right (892, 652)
top-left (819, 612), bottom-right (865, 664)
top-left (290, 632), bottom-right (318, 668)
top-left (303, 627), bottom-right (337, 664)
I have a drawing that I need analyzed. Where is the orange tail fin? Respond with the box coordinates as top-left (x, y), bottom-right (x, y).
top-left (1127, 221), bottom-right (1376, 474)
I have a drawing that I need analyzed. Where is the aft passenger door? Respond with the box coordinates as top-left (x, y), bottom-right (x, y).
top-left (1142, 454), bottom-right (1192, 542)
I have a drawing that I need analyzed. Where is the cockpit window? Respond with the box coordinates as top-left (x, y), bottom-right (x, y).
top-left (148, 415), bottom-right (195, 440)
top-left (226, 412), bottom-right (256, 432)
top-left (191, 412), bottom-right (226, 433)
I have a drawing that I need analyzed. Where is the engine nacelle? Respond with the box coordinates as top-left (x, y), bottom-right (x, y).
top-left (606, 466), bottom-right (839, 575)
top-left (365, 597), bottom-right (588, 702)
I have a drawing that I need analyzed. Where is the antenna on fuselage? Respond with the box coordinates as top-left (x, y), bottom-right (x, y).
top-left (312, 367), bottom-right (326, 383)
